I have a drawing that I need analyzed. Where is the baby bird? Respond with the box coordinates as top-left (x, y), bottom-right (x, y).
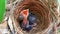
top-left (28, 13), bottom-right (37, 25)
top-left (19, 9), bottom-right (37, 31)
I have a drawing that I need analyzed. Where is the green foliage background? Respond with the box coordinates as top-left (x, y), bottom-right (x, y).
top-left (0, 0), bottom-right (5, 23)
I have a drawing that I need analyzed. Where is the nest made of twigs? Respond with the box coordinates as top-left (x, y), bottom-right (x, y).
top-left (14, 0), bottom-right (51, 34)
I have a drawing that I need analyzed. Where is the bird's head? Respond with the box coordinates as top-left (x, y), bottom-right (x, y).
top-left (20, 9), bottom-right (29, 25)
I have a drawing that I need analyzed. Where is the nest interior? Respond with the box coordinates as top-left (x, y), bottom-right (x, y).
top-left (14, 0), bottom-right (51, 33)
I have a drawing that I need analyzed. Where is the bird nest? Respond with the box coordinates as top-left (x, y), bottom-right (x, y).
top-left (14, 0), bottom-right (51, 34)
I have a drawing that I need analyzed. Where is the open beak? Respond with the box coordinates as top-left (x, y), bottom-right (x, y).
top-left (20, 9), bottom-right (29, 18)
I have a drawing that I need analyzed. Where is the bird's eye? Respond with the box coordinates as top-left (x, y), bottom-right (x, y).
top-left (19, 14), bottom-right (24, 20)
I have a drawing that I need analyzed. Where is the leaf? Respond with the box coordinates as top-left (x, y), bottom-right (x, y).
top-left (0, 0), bottom-right (5, 23)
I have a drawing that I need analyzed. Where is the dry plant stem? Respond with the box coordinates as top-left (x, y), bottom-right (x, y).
top-left (53, 23), bottom-right (58, 34)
